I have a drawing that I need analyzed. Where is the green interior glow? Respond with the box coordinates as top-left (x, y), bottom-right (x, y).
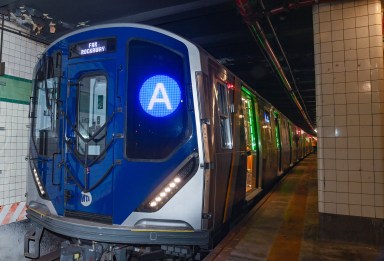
top-left (242, 88), bottom-right (257, 151)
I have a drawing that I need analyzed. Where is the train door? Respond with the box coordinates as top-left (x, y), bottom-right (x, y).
top-left (205, 61), bottom-right (236, 233)
top-left (259, 105), bottom-right (277, 187)
top-left (297, 128), bottom-right (303, 159)
top-left (63, 60), bottom-right (116, 222)
top-left (279, 117), bottom-right (291, 172)
top-left (241, 89), bottom-right (261, 199)
top-left (273, 112), bottom-right (283, 175)
top-left (288, 122), bottom-right (294, 166)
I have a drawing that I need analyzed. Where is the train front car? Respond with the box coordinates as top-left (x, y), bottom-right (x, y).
top-left (25, 24), bottom-right (207, 260)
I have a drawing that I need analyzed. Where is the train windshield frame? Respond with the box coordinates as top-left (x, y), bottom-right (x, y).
top-left (126, 39), bottom-right (191, 160)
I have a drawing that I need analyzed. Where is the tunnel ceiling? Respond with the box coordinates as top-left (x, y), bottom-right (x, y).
top-left (0, 0), bottom-right (317, 135)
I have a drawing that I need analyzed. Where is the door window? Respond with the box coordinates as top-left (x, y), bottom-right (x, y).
top-left (77, 75), bottom-right (107, 156)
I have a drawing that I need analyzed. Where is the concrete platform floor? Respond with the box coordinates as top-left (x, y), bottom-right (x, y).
top-left (206, 154), bottom-right (383, 261)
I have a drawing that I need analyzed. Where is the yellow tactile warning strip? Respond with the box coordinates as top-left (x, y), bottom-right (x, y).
top-left (267, 161), bottom-right (313, 261)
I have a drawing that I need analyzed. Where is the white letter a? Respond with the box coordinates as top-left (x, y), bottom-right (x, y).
top-left (147, 83), bottom-right (172, 110)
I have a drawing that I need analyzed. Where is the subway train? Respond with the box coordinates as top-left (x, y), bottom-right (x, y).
top-left (24, 23), bottom-right (313, 260)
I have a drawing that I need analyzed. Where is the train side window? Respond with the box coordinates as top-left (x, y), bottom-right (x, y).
top-left (77, 75), bottom-right (107, 156)
top-left (217, 82), bottom-right (232, 149)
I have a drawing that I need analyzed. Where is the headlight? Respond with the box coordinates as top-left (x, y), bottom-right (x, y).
top-left (31, 163), bottom-right (48, 198)
top-left (138, 153), bottom-right (198, 212)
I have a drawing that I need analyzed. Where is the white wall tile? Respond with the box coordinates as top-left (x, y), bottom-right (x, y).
top-left (375, 207), bottom-right (384, 218)
top-left (361, 193), bottom-right (374, 205)
top-left (375, 195), bottom-right (384, 206)
top-left (335, 116), bottom-right (347, 126)
top-left (325, 191), bottom-right (337, 201)
top-left (343, 7), bottom-right (356, 18)
top-left (344, 17), bottom-right (356, 29)
top-left (320, 11), bottom-right (331, 22)
top-left (362, 205), bottom-right (375, 217)
top-left (337, 181), bottom-right (349, 192)
top-left (335, 137), bottom-right (347, 148)
top-left (362, 182), bottom-right (375, 194)
top-left (337, 203), bottom-right (350, 215)
top-left (336, 159), bottom-right (348, 170)
top-left (356, 16), bottom-right (369, 27)
top-left (324, 202), bottom-right (337, 213)
top-left (337, 170), bottom-right (349, 181)
top-left (344, 28), bottom-right (357, 39)
top-left (330, 2), bottom-right (342, 10)
top-left (349, 171), bottom-right (361, 183)
top-left (370, 46), bottom-right (382, 58)
top-left (359, 116), bottom-right (372, 129)
top-left (374, 159), bottom-right (384, 171)
top-left (375, 183), bottom-right (384, 194)
top-left (369, 36), bottom-right (382, 47)
top-left (368, 13), bottom-right (381, 25)
top-left (350, 204), bottom-right (362, 216)
top-left (356, 4), bottom-right (369, 16)
top-left (337, 192), bottom-right (349, 203)
top-left (375, 172), bottom-right (384, 183)
top-left (368, 2), bottom-right (380, 14)
top-left (361, 148), bottom-right (374, 160)
top-left (332, 40), bottom-right (344, 51)
top-left (321, 52), bottom-right (333, 63)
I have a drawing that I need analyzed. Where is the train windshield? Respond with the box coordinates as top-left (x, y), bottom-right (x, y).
top-left (126, 40), bottom-right (190, 160)
top-left (31, 54), bottom-right (60, 156)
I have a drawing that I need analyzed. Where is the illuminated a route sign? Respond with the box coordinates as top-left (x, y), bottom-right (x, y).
top-left (139, 75), bottom-right (181, 117)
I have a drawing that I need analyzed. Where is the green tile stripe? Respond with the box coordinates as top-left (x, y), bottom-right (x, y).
top-left (0, 75), bottom-right (32, 105)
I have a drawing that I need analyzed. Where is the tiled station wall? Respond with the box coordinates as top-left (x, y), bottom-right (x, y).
top-left (314, 0), bottom-right (384, 218)
top-left (0, 21), bottom-right (46, 207)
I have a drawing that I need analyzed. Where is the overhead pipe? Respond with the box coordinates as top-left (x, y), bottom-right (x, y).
top-left (260, 0), bottom-right (310, 126)
top-left (235, 0), bottom-right (316, 131)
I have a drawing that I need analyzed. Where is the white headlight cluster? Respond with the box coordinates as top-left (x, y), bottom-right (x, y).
top-left (33, 168), bottom-right (46, 195)
top-left (148, 176), bottom-right (182, 208)
top-left (139, 154), bottom-right (198, 212)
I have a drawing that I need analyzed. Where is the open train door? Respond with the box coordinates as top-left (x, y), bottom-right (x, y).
top-left (241, 89), bottom-right (261, 200)
top-left (273, 112), bottom-right (283, 175)
top-left (63, 59), bottom-right (116, 223)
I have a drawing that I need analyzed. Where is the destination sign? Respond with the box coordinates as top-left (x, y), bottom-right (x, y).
top-left (70, 38), bottom-right (116, 58)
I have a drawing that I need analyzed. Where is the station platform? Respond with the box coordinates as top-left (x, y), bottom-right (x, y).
top-left (205, 154), bottom-right (383, 261)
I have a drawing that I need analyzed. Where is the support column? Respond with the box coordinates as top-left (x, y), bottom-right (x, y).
top-left (314, 0), bottom-right (384, 244)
